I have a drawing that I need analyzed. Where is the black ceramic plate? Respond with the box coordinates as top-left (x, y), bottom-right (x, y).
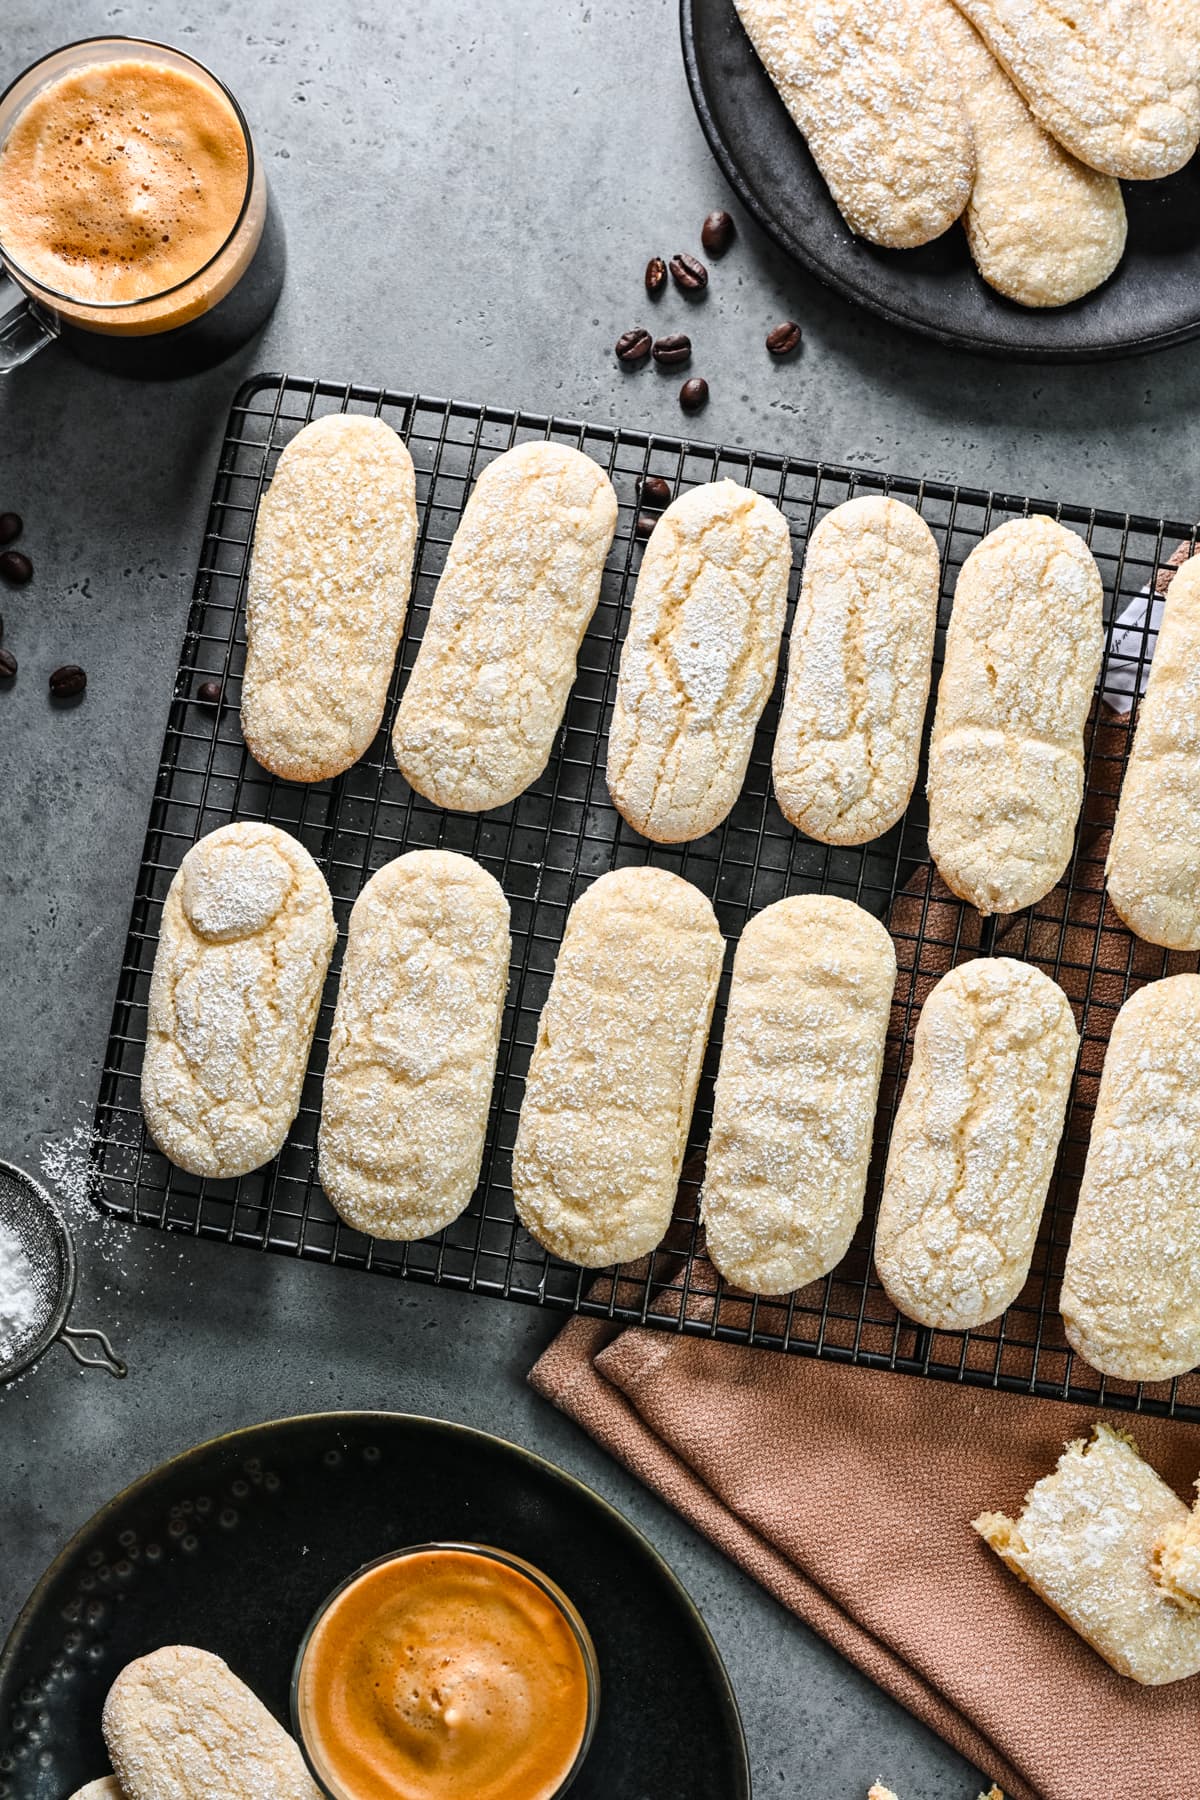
top-left (0, 1413), bottom-right (749, 1800)
top-left (681, 0), bottom-right (1200, 360)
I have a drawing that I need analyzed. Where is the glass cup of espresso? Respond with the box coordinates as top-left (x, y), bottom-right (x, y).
top-left (0, 36), bottom-right (285, 378)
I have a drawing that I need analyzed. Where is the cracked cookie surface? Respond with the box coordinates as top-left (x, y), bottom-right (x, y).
top-left (242, 414), bottom-right (417, 783)
top-left (1106, 554), bottom-right (1200, 950)
top-left (141, 822), bottom-right (335, 1179)
top-left (875, 955), bottom-right (1076, 1330)
top-left (318, 850), bottom-right (510, 1240)
top-left (393, 440), bottom-right (617, 812)
top-left (929, 0), bottom-right (1126, 307)
top-left (512, 866), bottom-right (723, 1267)
top-left (926, 516), bottom-right (1103, 917)
top-left (975, 1425), bottom-right (1200, 1685)
top-left (607, 480), bottom-right (791, 844)
top-left (1060, 974), bottom-right (1200, 1383)
top-left (772, 496), bottom-right (939, 845)
top-left (703, 895), bottom-right (896, 1295)
top-left (735, 0), bottom-right (974, 248)
top-left (103, 1645), bottom-right (321, 1800)
top-left (951, 0), bottom-right (1200, 178)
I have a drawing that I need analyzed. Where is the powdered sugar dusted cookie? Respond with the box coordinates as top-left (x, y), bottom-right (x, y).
top-left (1154, 1485), bottom-right (1200, 1612)
top-left (772, 496), bottom-right (939, 844)
top-left (734, 0), bottom-right (974, 248)
top-left (103, 1645), bottom-right (321, 1799)
top-left (1106, 554), bottom-right (1200, 950)
top-left (242, 413), bottom-right (417, 783)
top-left (141, 823), bottom-right (335, 1179)
top-left (875, 956), bottom-right (1076, 1331)
top-left (70, 1783), bottom-right (125, 1800)
top-left (318, 850), bottom-right (510, 1240)
top-left (393, 441), bottom-right (617, 811)
top-left (928, 0), bottom-right (1126, 307)
top-left (926, 517), bottom-right (1103, 917)
top-left (975, 1425), bottom-right (1200, 1684)
top-left (513, 867), bottom-right (723, 1266)
top-left (703, 896), bottom-right (896, 1295)
top-left (951, 0), bottom-right (1200, 178)
top-left (1060, 975), bottom-right (1200, 1383)
top-left (607, 480), bottom-right (791, 843)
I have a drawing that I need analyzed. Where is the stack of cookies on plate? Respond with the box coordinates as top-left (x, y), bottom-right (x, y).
top-left (734, 0), bottom-right (1200, 304)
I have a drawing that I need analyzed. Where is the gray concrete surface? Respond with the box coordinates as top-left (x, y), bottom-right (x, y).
top-left (3, 1), bottom-right (1199, 1794)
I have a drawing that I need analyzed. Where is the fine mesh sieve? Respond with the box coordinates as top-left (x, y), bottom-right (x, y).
top-left (0, 1159), bottom-right (125, 1382)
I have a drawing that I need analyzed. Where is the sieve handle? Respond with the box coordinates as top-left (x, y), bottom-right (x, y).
top-left (60, 1323), bottom-right (127, 1378)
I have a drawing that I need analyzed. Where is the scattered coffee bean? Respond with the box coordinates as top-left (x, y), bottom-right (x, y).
top-left (196, 678), bottom-right (224, 704)
top-left (640, 474), bottom-right (672, 509)
top-left (766, 319), bottom-right (803, 357)
top-left (615, 326), bottom-right (653, 366)
top-left (645, 256), bottom-right (667, 297)
top-left (0, 550), bottom-right (32, 584)
top-left (0, 647), bottom-right (15, 680)
top-left (701, 210), bottom-right (736, 256)
top-left (679, 376), bottom-right (709, 413)
top-left (635, 511), bottom-right (657, 540)
top-left (652, 332), bottom-right (691, 367)
top-left (670, 252), bottom-right (708, 293)
top-left (0, 513), bottom-right (21, 546)
top-left (49, 663), bottom-right (86, 699)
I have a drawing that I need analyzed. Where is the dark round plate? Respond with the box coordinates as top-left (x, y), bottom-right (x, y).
top-left (0, 1412), bottom-right (749, 1800)
top-left (681, 0), bottom-right (1200, 360)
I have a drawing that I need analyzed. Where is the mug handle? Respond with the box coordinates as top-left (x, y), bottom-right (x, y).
top-left (0, 271), bottom-right (57, 372)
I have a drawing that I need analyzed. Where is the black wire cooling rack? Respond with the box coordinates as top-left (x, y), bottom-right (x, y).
top-left (90, 371), bottom-right (1200, 1418)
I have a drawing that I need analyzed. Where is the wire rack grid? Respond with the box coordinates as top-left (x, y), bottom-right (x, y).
top-left (88, 371), bottom-right (1200, 1418)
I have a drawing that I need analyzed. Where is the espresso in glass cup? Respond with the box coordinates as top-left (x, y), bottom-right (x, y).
top-left (0, 37), bottom-right (285, 378)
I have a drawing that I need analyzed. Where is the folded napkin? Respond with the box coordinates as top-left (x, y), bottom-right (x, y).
top-left (532, 1314), bottom-right (1200, 1800)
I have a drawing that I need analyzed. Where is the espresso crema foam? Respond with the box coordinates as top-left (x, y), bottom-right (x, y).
top-left (0, 58), bottom-right (248, 305)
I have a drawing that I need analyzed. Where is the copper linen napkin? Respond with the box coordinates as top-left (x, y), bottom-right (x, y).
top-left (532, 1310), bottom-right (1200, 1800)
top-left (533, 552), bottom-right (1200, 1800)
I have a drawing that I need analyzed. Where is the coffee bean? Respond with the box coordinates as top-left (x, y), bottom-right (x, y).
top-left (615, 326), bottom-right (653, 366)
top-left (635, 511), bottom-right (657, 540)
top-left (0, 550), bottom-right (32, 584)
top-left (680, 377), bottom-right (709, 413)
top-left (640, 474), bottom-right (671, 509)
top-left (701, 210), bottom-right (735, 256)
top-left (670, 252), bottom-right (708, 294)
top-left (49, 664), bottom-right (86, 699)
top-left (652, 333), bottom-right (691, 367)
top-left (0, 513), bottom-right (21, 546)
top-left (0, 647), bottom-right (15, 680)
top-left (196, 679), bottom-right (224, 704)
top-left (645, 256), bottom-right (667, 297)
top-left (766, 319), bottom-right (803, 357)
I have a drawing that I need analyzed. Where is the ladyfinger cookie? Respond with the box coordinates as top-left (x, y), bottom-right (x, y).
top-left (1146, 0), bottom-right (1200, 67)
top-left (607, 480), bottom-right (791, 844)
top-left (875, 956), bottom-right (1076, 1331)
top-left (242, 414), bottom-right (417, 783)
top-left (512, 866), bottom-right (723, 1267)
top-left (1154, 1490), bottom-right (1200, 1612)
top-left (926, 517), bottom-right (1103, 917)
top-left (975, 1425), bottom-right (1200, 1685)
top-left (928, 1), bottom-right (1126, 308)
top-left (951, 0), bottom-right (1200, 179)
top-left (702, 896), bottom-right (896, 1295)
top-left (1060, 974), bottom-right (1200, 1383)
top-left (772, 497), bottom-right (939, 845)
top-left (141, 822), bottom-right (335, 1179)
top-left (393, 441), bottom-right (618, 811)
top-left (733, 0), bottom-right (974, 249)
top-left (70, 1783), bottom-right (124, 1800)
top-left (318, 850), bottom-right (510, 1240)
top-left (103, 1645), bottom-right (321, 1800)
top-left (1106, 554), bottom-right (1200, 950)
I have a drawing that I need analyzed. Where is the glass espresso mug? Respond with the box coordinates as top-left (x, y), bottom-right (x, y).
top-left (0, 37), bottom-right (285, 378)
